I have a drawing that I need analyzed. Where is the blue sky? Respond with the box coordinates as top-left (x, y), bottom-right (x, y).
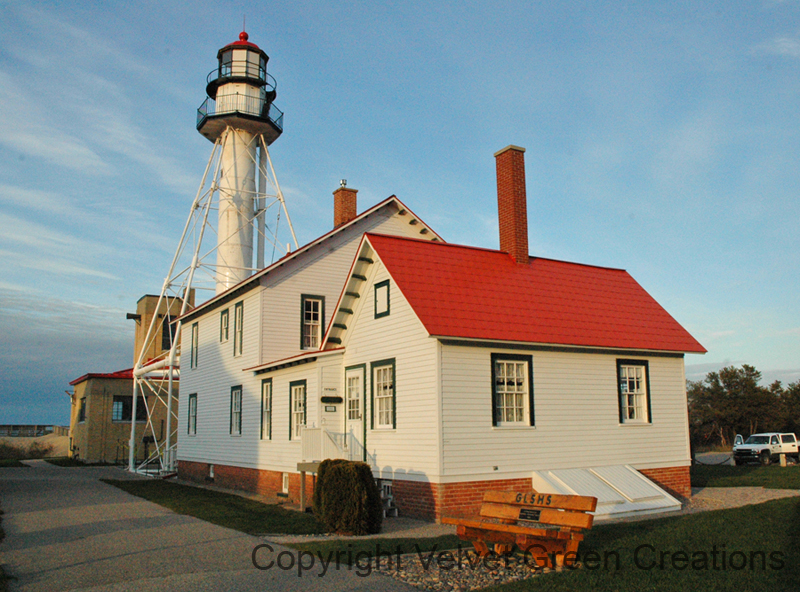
top-left (1, 1), bottom-right (798, 424)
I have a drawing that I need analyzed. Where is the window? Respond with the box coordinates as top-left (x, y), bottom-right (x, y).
top-left (161, 314), bottom-right (174, 351)
top-left (190, 322), bottom-right (199, 368)
top-left (346, 370), bottom-right (363, 421)
top-left (111, 396), bottom-right (147, 422)
top-left (491, 354), bottom-right (534, 427)
top-left (78, 398), bottom-right (86, 423)
top-left (617, 360), bottom-right (651, 424)
top-left (374, 280), bottom-right (390, 318)
top-left (261, 379), bottom-right (272, 440)
top-left (371, 359), bottom-right (396, 429)
top-left (188, 394), bottom-right (197, 435)
top-left (233, 302), bottom-right (244, 356)
top-left (220, 309), bottom-right (229, 342)
top-left (300, 295), bottom-right (324, 349)
top-left (289, 380), bottom-right (306, 440)
top-left (230, 386), bottom-right (242, 435)
top-left (112, 399), bottom-right (123, 422)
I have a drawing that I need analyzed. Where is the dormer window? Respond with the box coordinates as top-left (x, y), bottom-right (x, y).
top-left (374, 280), bottom-right (390, 319)
top-left (301, 295), bottom-right (324, 349)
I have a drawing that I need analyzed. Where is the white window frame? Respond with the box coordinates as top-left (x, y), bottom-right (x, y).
top-left (374, 280), bottom-right (390, 319)
top-left (112, 399), bottom-right (124, 422)
top-left (220, 309), bottom-right (229, 342)
top-left (188, 393), bottom-right (197, 436)
top-left (371, 359), bottom-right (395, 429)
top-left (301, 295), bottom-right (324, 350)
top-left (233, 302), bottom-right (243, 357)
top-left (491, 354), bottom-right (534, 427)
top-left (261, 379), bottom-right (272, 440)
top-left (347, 372), bottom-right (362, 421)
top-left (617, 360), bottom-right (651, 424)
top-left (230, 386), bottom-right (242, 435)
top-left (190, 322), bottom-right (199, 369)
top-left (290, 381), bottom-right (306, 440)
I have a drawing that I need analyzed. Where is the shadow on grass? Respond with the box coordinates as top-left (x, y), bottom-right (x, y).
top-left (0, 460), bottom-right (29, 468)
top-left (102, 478), bottom-right (324, 536)
top-left (45, 457), bottom-right (118, 467)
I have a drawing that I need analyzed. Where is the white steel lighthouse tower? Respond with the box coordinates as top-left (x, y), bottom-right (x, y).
top-left (128, 32), bottom-right (298, 473)
top-left (198, 31), bottom-right (297, 293)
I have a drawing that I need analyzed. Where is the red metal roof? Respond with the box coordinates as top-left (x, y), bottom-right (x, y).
top-left (224, 31), bottom-right (261, 51)
top-left (365, 234), bottom-right (706, 353)
top-left (69, 366), bottom-right (181, 385)
top-left (69, 368), bottom-right (134, 386)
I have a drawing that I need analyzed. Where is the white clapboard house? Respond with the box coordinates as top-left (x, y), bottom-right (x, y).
top-left (177, 146), bottom-right (705, 521)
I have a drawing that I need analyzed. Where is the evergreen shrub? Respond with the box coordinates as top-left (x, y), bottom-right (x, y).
top-left (312, 459), bottom-right (382, 534)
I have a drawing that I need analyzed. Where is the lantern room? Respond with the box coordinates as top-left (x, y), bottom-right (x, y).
top-left (197, 31), bottom-right (283, 145)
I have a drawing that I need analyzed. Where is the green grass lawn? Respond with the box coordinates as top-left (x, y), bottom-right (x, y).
top-left (102, 478), bottom-right (324, 535)
top-left (479, 497), bottom-right (800, 592)
top-left (0, 459), bottom-right (28, 468)
top-left (0, 507), bottom-right (11, 592)
top-left (691, 463), bottom-right (800, 489)
top-left (287, 498), bottom-right (800, 592)
top-left (46, 457), bottom-right (117, 467)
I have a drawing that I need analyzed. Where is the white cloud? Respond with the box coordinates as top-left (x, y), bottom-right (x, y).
top-left (0, 289), bottom-right (129, 337)
top-left (753, 32), bottom-right (800, 59)
top-left (0, 71), bottom-right (112, 175)
top-left (0, 249), bottom-right (119, 281)
top-left (0, 185), bottom-right (74, 215)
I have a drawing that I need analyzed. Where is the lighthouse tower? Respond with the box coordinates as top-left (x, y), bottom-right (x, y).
top-left (197, 31), bottom-right (284, 293)
top-left (128, 31), bottom-right (297, 474)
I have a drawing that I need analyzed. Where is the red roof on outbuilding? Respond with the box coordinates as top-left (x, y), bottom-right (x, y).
top-left (365, 234), bottom-right (706, 354)
top-left (69, 368), bottom-right (134, 386)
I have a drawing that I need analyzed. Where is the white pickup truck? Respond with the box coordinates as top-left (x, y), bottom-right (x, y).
top-left (733, 433), bottom-right (799, 466)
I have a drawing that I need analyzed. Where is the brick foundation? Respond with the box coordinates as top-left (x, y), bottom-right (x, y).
top-left (393, 477), bottom-right (532, 521)
top-left (178, 460), bottom-right (691, 520)
top-left (177, 460), bottom-right (314, 506)
top-left (639, 466), bottom-right (691, 499)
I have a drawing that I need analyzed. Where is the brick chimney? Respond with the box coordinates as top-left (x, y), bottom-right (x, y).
top-left (333, 182), bottom-right (358, 228)
top-left (494, 145), bottom-right (529, 265)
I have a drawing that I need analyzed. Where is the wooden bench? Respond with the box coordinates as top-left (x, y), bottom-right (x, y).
top-left (442, 491), bottom-right (598, 568)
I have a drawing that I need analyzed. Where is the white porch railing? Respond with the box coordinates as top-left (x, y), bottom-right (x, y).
top-left (301, 427), bottom-right (352, 462)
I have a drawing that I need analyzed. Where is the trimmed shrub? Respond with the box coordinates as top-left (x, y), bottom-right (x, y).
top-left (312, 459), bottom-right (382, 535)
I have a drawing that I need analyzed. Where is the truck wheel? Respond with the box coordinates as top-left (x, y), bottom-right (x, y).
top-left (760, 450), bottom-right (771, 466)
top-left (734, 458), bottom-right (742, 466)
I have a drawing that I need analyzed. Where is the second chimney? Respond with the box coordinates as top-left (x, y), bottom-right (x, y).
top-left (495, 145), bottom-right (529, 265)
top-left (333, 184), bottom-right (358, 228)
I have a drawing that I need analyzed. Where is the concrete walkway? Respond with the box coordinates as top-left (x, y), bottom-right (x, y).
top-left (0, 461), bottom-right (416, 591)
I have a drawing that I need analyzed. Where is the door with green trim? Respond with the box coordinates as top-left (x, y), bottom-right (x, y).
top-left (345, 366), bottom-right (366, 461)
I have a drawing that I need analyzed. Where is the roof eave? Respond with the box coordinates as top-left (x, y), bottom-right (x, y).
top-left (432, 335), bottom-right (705, 356)
top-left (178, 196), bottom-right (441, 324)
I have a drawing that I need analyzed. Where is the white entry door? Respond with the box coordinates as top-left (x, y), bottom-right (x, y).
top-left (345, 366), bottom-right (366, 461)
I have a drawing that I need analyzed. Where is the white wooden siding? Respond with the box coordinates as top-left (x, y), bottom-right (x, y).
top-left (341, 261), bottom-right (440, 480)
top-left (176, 203), bottom-right (434, 470)
top-left (178, 290), bottom-right (263, 466)
top-left (440, 345), bottom-right (690, 481)
top-left (258, 207), bottom-right (432, 366)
